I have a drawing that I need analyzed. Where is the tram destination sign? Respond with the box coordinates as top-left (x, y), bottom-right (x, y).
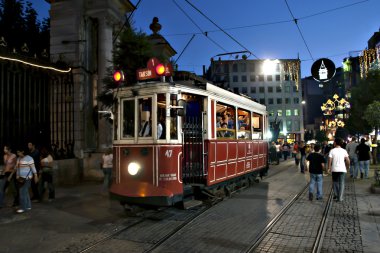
top-left (311, 58), bottom-right (336, 83)
top-left (136, 57), bottom-right (173, 81)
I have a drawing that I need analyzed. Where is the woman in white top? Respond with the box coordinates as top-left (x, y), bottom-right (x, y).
top-left (101, 148), bottom-right (113, 193)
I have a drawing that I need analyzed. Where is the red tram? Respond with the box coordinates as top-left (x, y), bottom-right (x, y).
top-left (109, 77), bottom-right (269, 207)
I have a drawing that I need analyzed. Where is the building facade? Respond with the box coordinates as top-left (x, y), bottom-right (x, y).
top-left (47, 0), bottom-right (135, 179)
top-left (208, 58), bottom-right (304, 143)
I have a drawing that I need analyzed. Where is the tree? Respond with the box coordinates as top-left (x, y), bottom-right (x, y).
top-left (363, 100), bottom-right (380, 164)
top-left (315, 130), bottom-right (328, 143)
top-left (304, 130), bottom-right (313, 143)
top-left (97, 26), bottom-right (154, 109)
top-left (0, 0), bottom-right (25, 50)
top-left (335, 127), bottom-right (349, 141)
top-left (0, 0), bottom-right (49, 56)
top-left (347, 69), bottom-right (380, 136)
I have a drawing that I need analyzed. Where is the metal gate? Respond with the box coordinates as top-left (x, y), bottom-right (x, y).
top-left (182, 116), bottom-right (206, 185)
top-left (0, 52), bottom-right (74, 159)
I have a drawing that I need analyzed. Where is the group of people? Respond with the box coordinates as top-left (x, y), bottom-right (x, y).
top-left (0, 142), bottom-right (55, 213)
top-left (303, 137), bottom-right (371, 202)
top-left (269, 141), bottom-right (291, 165)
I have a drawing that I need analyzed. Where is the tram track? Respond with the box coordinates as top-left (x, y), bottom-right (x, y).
top-left (71, 202), bottom-right (215, 253)
top-left (245, 179), bottom-right (334, 253)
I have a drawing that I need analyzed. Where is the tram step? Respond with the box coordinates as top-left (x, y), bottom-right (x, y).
top-left (183, 199), bottom-right (203, 210)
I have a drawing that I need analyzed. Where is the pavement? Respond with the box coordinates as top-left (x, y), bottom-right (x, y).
top-left (354, 168), bottom-right (380, 253)
top-left (0, 162), bottom-right (379, 253)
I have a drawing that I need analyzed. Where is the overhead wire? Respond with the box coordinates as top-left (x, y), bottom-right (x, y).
top-left (284, 0), bottom-right (314, 61)
top-left (184, 0), bottom-right (259, 59)
top-left (172, 0), bottom-right (228, 53)
top-left (163, 0), bottom-right (368, 37)
top-left (113, 0), bottom-right (143, 45)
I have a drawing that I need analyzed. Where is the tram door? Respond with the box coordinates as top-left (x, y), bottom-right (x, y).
top-left (182, 96), bottom-right (205, 185)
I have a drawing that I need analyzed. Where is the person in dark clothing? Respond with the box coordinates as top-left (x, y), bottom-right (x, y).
top-left (306, 144), bottom-right (325, 200)
top-left (28, 142), bottom-right (40, 201)
top-left (299, 141), bottom-right (306, 173)
top-left (356, 138), bottom-right (371, 179)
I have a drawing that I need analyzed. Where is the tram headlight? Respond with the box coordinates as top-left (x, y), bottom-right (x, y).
top-left (128, 162), bottom-right (141, 176)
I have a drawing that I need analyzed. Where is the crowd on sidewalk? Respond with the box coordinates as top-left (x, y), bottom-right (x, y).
top-left (270, 136), bottom-right (374, 203)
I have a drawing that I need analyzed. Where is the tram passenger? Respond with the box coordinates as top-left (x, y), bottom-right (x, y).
top-left (217, 123), bottom-right (233, 138)
top-left (157, 120), bottom-right (166, 139)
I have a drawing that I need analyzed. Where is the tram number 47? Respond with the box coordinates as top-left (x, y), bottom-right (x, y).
top-left (165, 150), bottom-right (173, 158)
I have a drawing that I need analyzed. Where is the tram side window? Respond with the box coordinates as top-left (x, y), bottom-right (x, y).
top-left (170, 94), bottom-right (178, 140)
top-left (237, 109), bottom-right (251, 139)
top-left (122, 100), bottom-right (135, 138)
top-left (157, 94), bottom-right (166, 139)
top-left (138, 98), bottom-right (152, 137)
top-left (252, 113), bottom-right (263, 139)
top-left (216, 102), bottom-right (235, 139)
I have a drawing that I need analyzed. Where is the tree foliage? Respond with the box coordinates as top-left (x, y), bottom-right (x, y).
top-left (304, 130), bottom-right (313, 142)
top-left (347, 69), bottom-right (380, 135)
top-left (315, 130), bottom-right (328, 143)
top-left (0, 0), bottom-right (49, 56)
top-left (97, 26), bottom-right (154, 109)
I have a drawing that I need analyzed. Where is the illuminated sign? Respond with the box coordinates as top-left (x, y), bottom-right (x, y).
top-left (136, 57), bottom-right (173, 81)
top-left (311, 58), bottom-right (336, 82)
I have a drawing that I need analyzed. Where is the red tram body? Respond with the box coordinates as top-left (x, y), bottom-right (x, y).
top-left (110, 80), bottom-right (269, 206)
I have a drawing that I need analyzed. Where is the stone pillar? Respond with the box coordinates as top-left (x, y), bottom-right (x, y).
top-left (96, 14), bottom-right (114, 150)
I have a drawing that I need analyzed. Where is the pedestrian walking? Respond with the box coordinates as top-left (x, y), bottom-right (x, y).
top-left (0, 145), bottom-right (19, 208)
top-left (292, 141), bottom-right (300, 165)
top-left (299, 141), bottom-right (306, 173)
top-left (306, 144), bottom-right (325, 201)
top-left (282, 142), bottom-right (290, 160)
top-left (15, 146), bottom-right (38, 213)
top-left (269, 142), bottom-right (278, 165)
top-left (346, 137), bottom-right (359, 178)
top-left (101, 148), bottom-right (113, 193)
top-left (38, 147), bottom-right (55, 202)
top-left (28, 141), bottom-right (40, 201)
top-left (356, 138), bottom-right (371, 179)
top-left (328, 138), bottom-right (350, 202)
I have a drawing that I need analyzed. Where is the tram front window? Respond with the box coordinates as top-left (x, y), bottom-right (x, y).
top-left (138, 98), bottom-right (152, 137)
top-left (122, 100), bottom-right (135, 138)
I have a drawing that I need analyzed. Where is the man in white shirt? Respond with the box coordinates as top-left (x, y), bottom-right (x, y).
top-left (328, 138), bottom-right (350, 202)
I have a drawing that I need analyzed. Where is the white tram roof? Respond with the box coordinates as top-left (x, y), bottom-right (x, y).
top-left (115, 81), bottom-right (267, 115)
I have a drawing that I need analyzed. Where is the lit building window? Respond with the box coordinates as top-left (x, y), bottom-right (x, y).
top-left (277, 110), bottom-right (283, 116)
top-left (286, 110), bottom-right (292, 116)
top-left (294, 109), bottom-right (299, 116)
